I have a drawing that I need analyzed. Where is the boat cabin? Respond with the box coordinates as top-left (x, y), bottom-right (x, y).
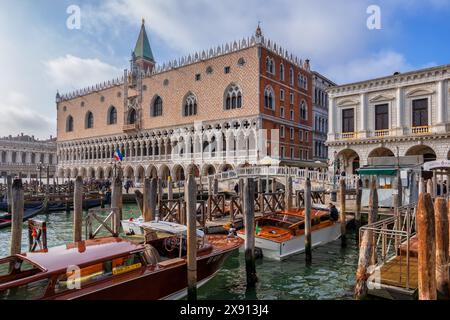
top-left (0, 223), bottom-right (212, 300)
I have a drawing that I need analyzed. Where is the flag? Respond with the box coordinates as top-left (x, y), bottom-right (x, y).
top-left (114, 148), bottom-right (123, 162)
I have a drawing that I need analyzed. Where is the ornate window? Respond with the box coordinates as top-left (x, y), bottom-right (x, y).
top-left (299, 74), bottom-right (308, 90)
top-left (183, 93), bottom-right (197, 117)
top-left (107, 106), bottom-right (117, 125)
top-left (237, 58), bottom-right (246, 67)
top-left (85, 111), bottom-right (94, 129)
top-left (66, 115), bottom-right (74, 132)
top-left (224, 84), bottom-right (242, 110)
top-left (264, 86), bottom-right (275, 110)
top-left (128, 108), bottom-right (137, 124)
top-left (300, 101), bottom-right (308, 120)
top-left (152, 96), bottom-right (163, 117)
top-left (280, 63), bottom-right (285, 81)
top-left (265, 57), bottom-right (275, 74)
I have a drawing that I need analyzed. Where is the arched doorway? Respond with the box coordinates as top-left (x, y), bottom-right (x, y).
top-left (405, 145), bottom-right (436, 163)
top-left (186, 164), bottom-right (200, 177)
top-left (368, 147), bottom-right (395, 158)
top-left (336, 149), bottom-right (360, 175)
top-left (173, 165), bottom-right (186, 182)
top-left (202, 164), bottom-right (216, 176)
top-left (159, 165), bottom-right (171, 181)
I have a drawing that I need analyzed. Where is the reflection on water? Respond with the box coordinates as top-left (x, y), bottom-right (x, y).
top-left (0, 204), bottom-right (358, 300)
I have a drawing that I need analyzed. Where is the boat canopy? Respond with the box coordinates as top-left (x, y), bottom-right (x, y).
top-left (141, 221), bottom-right (205, 238)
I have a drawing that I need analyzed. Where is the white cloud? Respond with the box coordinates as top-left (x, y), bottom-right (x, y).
top-left (323, 51), bottom-right (437, 84)
top-left (44, 55), bottom-right (122, 92)
top-left (0, 92), bottom-right (54, 139)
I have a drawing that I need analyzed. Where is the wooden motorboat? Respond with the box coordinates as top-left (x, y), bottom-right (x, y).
top-left (238, 208), bottom-right (341, 260)
top-left (0, 204), bottom-right (45, 229)
top-left (0, 221), bottom-right (243, 300)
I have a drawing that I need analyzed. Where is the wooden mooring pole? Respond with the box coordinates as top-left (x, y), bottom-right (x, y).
top-left (111, 175), bottom-right (122, 235)
top-left (285, 176), bottom-right (293, 211)
top-left (6, 175), bottom-right (12, 213)
top-left (339, 178), bottom-right (347, 247)
top-left (143, 178), bottom-right (157, 222)
top-left (304, 178), bottom-right (312, 263)
top-left (368, 177), bottom-right (378, 265)
top-left (73, 176), bottom-right (83, 242)
top-left (186, 175), bottom-right (197, 300)
top-left (10, 179), bottom-right (24, 256)
top-left (244, 178), bottom-right (258, 287)
top-left (417, 193), bottom-right (437, 300)
top-left (354, 176), bottom-right (378, 299)
top-left (435, 197), bottom-right (449, 299)
top-left (355, 178), bottom-right (362, 230)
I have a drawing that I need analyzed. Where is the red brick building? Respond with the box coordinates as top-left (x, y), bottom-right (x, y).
top-left (56, 23), bottom-right (314, 182)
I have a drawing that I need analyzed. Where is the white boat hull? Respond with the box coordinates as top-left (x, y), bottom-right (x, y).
top-left (238, 222), bottom-right (342, 261)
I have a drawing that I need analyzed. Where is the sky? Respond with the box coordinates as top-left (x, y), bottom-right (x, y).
top-left (0, 0), bottom-right (449, 139)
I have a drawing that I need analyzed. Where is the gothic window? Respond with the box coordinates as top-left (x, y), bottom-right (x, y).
top-left (300, 101), bottom-right (308, 120)
top-left (128, 109), bottom-right (137, 124)
top-left (66, 115), bottom-right (74, 132)
top-left (183, 93), bottom-right (198, 117)
top-left (85, 111), bottom-right (94, 129)
top-left (152, 96), bottom-right (163, 117)
top-left (206, 66), bottom-right (213, 74)
top-left (264, 86), bottom-right (275, 110)
top-left (163, 79), bottom-right (169, 86)
top-left (237, 58), bottom-right (246, 67)
top-left (280, 63), bottom-right (285, 81)
top-left (289, 67), bottom-right (294, 86)
top-left (265, 57), bottom-right (275, 75)
top-left (107, 106), bottom-right (117, 125)
top-left (224, 84), bottom-right (242, 110)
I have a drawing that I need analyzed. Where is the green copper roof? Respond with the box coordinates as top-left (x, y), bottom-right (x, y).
top-left (134, 20), bottom-right (154, 62)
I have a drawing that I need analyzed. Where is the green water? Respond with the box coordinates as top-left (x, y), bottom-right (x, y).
top-left (0, 204), bottom-right (358, 300)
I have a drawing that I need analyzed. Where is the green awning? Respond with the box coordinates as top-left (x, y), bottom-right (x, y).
top-left (357, 168), bottom-right (397, 176)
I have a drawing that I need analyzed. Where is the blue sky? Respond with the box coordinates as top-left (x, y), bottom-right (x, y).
top-left (1, 0), bottom-right (450, 139)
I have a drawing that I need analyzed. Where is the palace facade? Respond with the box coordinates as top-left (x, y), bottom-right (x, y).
top-left (312, 72), bottom-right (335, 163)
top-left (0, 134), bottom-right (57, 179)
top-left (56, 22), bottom-right (317, 183)
top-left (326, 64), bottom-right (450, 175)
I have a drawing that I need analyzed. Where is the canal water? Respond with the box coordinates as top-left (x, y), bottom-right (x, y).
top-left (0, 204), bottom-right (358, 300)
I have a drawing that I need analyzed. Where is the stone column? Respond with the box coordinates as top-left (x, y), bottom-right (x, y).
top-left (435, 80), bottom-right (447, 133)
top-left (359, 93), bottom-right (367, 138)
top-left (395, 87), bottom-right (404, 135)
top-left (328, 97), bottom-right (335, 141)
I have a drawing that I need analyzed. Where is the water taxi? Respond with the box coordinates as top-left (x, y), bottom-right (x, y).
top-left (238, 208), bottom-right (341, 260)
top-left (0, 221), bottom-right (243, 300)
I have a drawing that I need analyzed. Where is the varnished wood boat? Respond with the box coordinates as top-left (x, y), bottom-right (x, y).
top-left (0, 222), bottom-right (243, 300)
top-left (238, 208), bottom-right (341, 260)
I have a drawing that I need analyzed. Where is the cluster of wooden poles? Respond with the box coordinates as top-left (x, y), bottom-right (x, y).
top-left (354, 174), bottom-right (450, 300)
top-left (8, 173), bottom-right (352, 301)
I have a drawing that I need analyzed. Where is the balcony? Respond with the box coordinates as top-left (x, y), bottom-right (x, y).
top-left (123, 123), bottom-right (139, 133)
top-left (411, 126), bottom-right (430, 135)
top-left (340, 132), bottom-right (356, 140)
top-left (374, 129), bottom-right (390, 137)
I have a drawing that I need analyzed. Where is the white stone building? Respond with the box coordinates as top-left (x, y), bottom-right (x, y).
top-left (326, 64), bottom-right (450, 175)
top-left (312, 72), bottom-right (335, 162)
top-left (0, 134), bottom-right (57, 179)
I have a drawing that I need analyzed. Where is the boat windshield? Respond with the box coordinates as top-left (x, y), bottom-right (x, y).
top-left (0, 257), bottom-right (47, 300)
top-left (269, 214), bottom-right (304, 224)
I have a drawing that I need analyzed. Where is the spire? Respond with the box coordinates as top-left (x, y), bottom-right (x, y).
top-left (134, 19), bottom-right (155, 62)
top-left (255, 21), bottom-right (262, 37)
